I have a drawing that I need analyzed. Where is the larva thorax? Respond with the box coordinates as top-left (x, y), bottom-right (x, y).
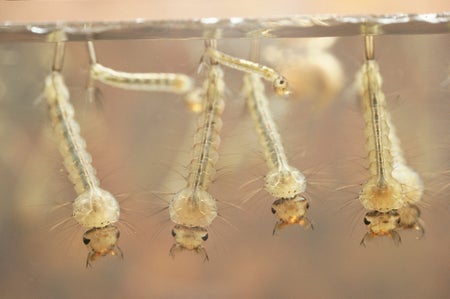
top-left (73, 188), bottom-right (120, 228)
top-left (264, 167), bottom-right (307, 199)
top-left (169, 188), bottom-right (217, 228)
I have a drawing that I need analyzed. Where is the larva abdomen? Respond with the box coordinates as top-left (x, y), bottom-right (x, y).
top-left (45, 72), bottom-right (99, 195)
top-left (90, 63), bottom-right (193, 94)
top-left (359, 61), bottom-right (405, 212)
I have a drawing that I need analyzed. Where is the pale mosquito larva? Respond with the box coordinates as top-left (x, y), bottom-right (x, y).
top-left (205, 47), bottom-right (290, 96)
top-left (358, 36), bottom-right (424, 246)
top-left (45, 42), bottom-right (122, 267)
top-left (168, 42), bottom-right (225, 260)
top-left (87, 41), bottom-right (193, 94)
top-left (243, 71), bottom-right (310, 233)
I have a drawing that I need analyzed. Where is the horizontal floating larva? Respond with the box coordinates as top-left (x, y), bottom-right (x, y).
top-left (87, 41), bottom-right (193, 94)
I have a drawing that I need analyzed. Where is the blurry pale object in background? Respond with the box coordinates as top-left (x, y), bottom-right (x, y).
top-left (264, 38), bottom-right (344, 110)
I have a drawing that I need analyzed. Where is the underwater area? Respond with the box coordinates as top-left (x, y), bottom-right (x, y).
top-left (0, 8), bottom-right (449, 299)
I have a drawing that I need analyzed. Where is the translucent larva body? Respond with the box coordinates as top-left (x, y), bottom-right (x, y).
top-left (206, 47), bottom-right (290, 96)
top-left (45, 72), bottom-right (120, 229)
top-left (358, 36), bottom-right (424, 245)
top-left (243, 73), bottom-right (310, 233)
top-left (45, 43), bottom-right (121, 266)
top-left (358, 60), bottom-right (405, 212)
top-left (168, 61), bottom-right (225, 260)
top-left (87, 41), bottom-right (193, 94)
top-left (90, 63), bottom-right (193, 94)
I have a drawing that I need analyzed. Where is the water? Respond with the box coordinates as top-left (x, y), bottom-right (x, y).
top-left (0, 14), bottom-right (449, 299)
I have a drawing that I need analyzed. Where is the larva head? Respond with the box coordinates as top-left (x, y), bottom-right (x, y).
top-left (174, 75), bottom-right (194, 94)
top-left (271, 197), bottom-right (312, 234)
top-left (82, 225), bottom-right (122, 268)
top-left (273, 76), bottom-right (290, 96)
top-left (360, 210), bottom-right (401, 246)
top-left (169, 225), bottom-right (209, 261)
top-left (264, 168), bottom-right (306, 199)
top-left (73, 188), bottom-right (120, 228)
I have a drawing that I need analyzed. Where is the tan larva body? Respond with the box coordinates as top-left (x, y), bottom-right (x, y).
top-left (45, 64), bottom-right (121, 266)
top-left (90, 63), bottom-right (193, 94)
top-left (168, 63), bottom-right (225, 259)
top-left (45, 72), bottom-right (120, 229)
top-left (243, 74), bottom-right (310, 232)
top-left (206, 47), bottom-right (290, 96)
top-left (358, 60), bottom-right (405, 212)
top-left (358, 36), bottom-right (424, 245)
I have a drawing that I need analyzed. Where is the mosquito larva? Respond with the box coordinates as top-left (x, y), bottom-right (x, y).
top-left (205, 47), bottom-right (290, 96)
top-left (87, 41), bottom-right (193, 94)
top-left (45, 42), bottom-right (121, 267)
top-left (243, 72), bottom-right (310, 233)
top-left (168, 47), bottom-right (225, 260)
top-left (358, 36), bottom-right (424, 245)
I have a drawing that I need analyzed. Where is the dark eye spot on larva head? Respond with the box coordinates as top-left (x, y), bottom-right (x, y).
top-left (83, 237), bottom-right (91, 245)
top-left (273, 76), bottom-right (290, 96)
top-left (202, 234), bottom-right (209, 241)
top-left (363, 218), bottom-right (371, 225)
top-left (171, 229), bottom-right (176, 237)
top-left (271, 207), bottom-right (276, 214)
